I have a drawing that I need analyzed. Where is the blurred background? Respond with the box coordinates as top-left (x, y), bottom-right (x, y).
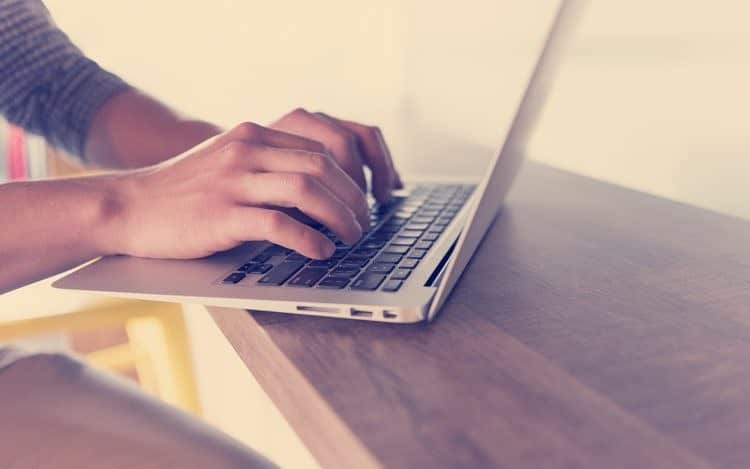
top-left (41, 0), bottom-right (750, 220)
top-left (1, 1), bottom-right (749, 468)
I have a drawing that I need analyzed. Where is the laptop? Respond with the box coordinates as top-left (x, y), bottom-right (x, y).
top-left (54, 0), bottom-right (580, 323)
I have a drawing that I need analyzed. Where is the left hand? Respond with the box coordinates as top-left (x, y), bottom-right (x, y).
top-left (271, 108), bottom-right (403, 204)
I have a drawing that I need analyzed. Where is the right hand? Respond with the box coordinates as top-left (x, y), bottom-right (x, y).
top-left (103, 122), bottom-right (369, 260)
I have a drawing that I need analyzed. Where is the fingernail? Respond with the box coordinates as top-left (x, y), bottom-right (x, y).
top-left (323, 241), bottom-right (336, 258)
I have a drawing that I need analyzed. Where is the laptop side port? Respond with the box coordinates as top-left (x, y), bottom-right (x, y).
top-left (350, 308), bottom-right (373, 318)
top-left (296, 305), bottom-right (341, 315)
top-left (382, 310), bottom-right (399, 319)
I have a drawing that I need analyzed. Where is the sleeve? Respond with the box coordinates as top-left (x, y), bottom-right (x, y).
top-left (0, 0), bottom-right (131, 159)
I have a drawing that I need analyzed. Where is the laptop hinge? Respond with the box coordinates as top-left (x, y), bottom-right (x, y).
top-left (424, 235), bottom-right (460, 287)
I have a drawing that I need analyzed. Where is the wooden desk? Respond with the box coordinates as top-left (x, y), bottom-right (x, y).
top-left (211, 162), bottom-right (750, 469)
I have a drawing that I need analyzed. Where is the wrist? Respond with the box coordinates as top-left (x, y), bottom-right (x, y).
top-left (88, 172), bottom-right (141, 257)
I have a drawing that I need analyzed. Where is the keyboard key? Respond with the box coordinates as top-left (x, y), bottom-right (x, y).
top-left (351, 273), bottom-right (387, 290)
top-left (368, 231), bottom-right (393, 242)
top-left (223, 272), bottom-right (246, 284)
top-left (408, 249), bottom-right (428, 259)
top-left (414, 240), bottom-right (433, 250)
top-left (399, 259), bottom-right (419, 269)
top-left (382, 280), bottom-right (403, 292)
top-left (418, 210), bottom-right (440, 217)
top-left (396, 208), bottom-right (418, 216)
top-left (375, 253), bottom-right (402, 264)
top-left (286, 253), bottom-right (310, 262)
top-left (251, 252), bottom-right (272, 263)
top-left (405, 223), bottom-right (429, 231)
top-left (367, 262), bottom-right (396, 274)
top-left (340, 259), bottom-right (370, 269)
top-left (360, 240), bottom-right (386, 250)
top-left (391, 237), bottom-right (416, 246)
top-left (410, 217), bottom-right (434, 224)
top-left (309, 259), bottom-right (339, 269)
top-left (391, 269), bottom-right (411, 280)
top-left (317, 276), bottom-right (350, 289)
top-left (343, 252), bottom-right (371, 262)
top-left (288, 267), bottom-right (328, 287)
top-left (376, 225), bottom-right (400, 235)
top-left (422, 232), bottom-right (440, 241)
top-left (238, 262), bottom-right (257, 272)
top-left (398, 230), bottom-right (422, 238)
top-left (263, 245), bottom-right (292, 256)
top-left (331, 266), bottom-right (360, 278)
top-left (258, 261), bottom-right (306, 285)
top-left (352, 248), bottom-right (380, 258)
top-left (247, 263), bottom-right (273, 274)
top-left (384, 245), bottom-right (410, 255)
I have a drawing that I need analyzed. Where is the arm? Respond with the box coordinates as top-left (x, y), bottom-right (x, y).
top-left (0, 123), bottom-right (370, 293)
top-left (83, 89), bottom-right (222, 169)
top-left (0, 0), bottom-right (402, 293)
top-left (0, 175), bottom-right (123, 292)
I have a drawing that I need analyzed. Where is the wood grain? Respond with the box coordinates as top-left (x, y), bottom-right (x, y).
top-left (212, 162), bottom-right (750, 469)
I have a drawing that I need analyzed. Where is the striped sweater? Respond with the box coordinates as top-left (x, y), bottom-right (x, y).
top-left (0, 0), bottom-right (129, 158)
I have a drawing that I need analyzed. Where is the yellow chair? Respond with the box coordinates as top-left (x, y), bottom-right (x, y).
top-left (0, 299), bottom-right (201, 416)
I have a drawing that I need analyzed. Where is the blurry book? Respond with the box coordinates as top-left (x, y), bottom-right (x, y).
top-left (7, 125), bottom-right (27, 180)
top-left (0, 118), bottom-right (6, 182)
top-left (26, 133), bottom-right (48, 180)
top-left (2, 125), bottom-right (48, 181)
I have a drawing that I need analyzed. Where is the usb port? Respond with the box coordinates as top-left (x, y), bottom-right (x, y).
top-left (350, 308), bottom-right (373, 318)
top-left (382, 310), bottom-right (398, 319)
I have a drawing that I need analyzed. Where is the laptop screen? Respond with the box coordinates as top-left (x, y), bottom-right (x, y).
top-left (424, 0), bottom-right (582, 319)
top-left (393, 0), bottom-right (571, 179)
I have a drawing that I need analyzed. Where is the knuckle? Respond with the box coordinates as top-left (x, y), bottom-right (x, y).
top-left (233, 121), bottom-right (262, 139)
top-left (223, 140), bottom-right (256, 163)
top-left (289, 173), bottom-right (314, 195)
top-left (307, 152), bottom-right (332, 175)
top-left (329, 129), bottom-right (357, 153)
top-left (290, 107), bottom-right (309, 118)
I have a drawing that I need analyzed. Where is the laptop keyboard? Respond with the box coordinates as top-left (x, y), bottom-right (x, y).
top-left (222, 184), bottom-right (475, 292)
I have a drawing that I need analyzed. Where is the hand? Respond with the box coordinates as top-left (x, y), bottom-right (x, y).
top-left (104, 122), bottom-right (370, 260)
top-left (271, 108), bottom-right (403, 204)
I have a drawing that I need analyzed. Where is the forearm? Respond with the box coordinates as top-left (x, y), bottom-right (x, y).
top-left (0, 176), bottom-right (124, 293)
top-left (84, 89), bottom-right (222, 169)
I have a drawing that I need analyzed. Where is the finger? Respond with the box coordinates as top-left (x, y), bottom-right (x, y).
top-left (222, 142), bottom-right (369, 229)
top-left (318, 115), bottom-right (402, 203)
top-left (229, 207), bottom-right (335, 259)
top-left (216, 121), bottom-right (327, 154)
top-left (235, 172), bottom-right (363, 246)
top-left (271, 108), bottom-right (368, 193)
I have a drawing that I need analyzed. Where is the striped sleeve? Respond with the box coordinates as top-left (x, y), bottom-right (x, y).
top-left (0, 0), bottom-right (130, 159)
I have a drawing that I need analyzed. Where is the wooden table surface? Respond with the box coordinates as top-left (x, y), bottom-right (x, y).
top-left (211, 162), bottom-right (750, 469)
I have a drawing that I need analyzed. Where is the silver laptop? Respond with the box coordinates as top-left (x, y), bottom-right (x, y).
top-left (54, 1), bottom-right (579, 323)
